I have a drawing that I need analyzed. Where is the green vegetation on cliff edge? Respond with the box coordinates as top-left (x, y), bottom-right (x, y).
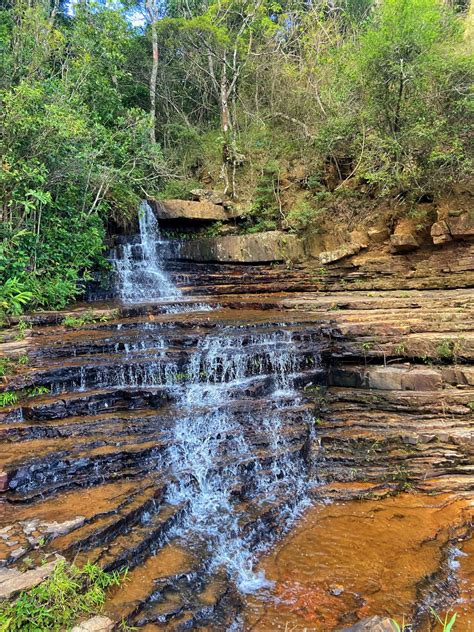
top-left (0, 0), bottom-right (472, 316)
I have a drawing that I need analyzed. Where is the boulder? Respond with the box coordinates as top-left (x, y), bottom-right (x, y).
top-left (178, 231), bottom-right (305, 263)
top-left (152, 199), bottom-right (228, 221)
top-left (71, 616), bottom-right (115, 632)
top-left (0, 556), bottom-right (64, 600)
top-left (431, 220), bottom-right (452, 245)
top-left (368, 227), bottom-right (390, 243)
top-left (447, 211), bottom-right (474, 241)
top-left (368, 367), bottom-right (404, 391)
top-left (390, 233), bottom-right (420, 253)
top-left (339, 616), bottom-right (398, 632)
top-left (319, 243), bottom-right (361, 265)
top-left (368, 367), bottom-right (443, 391)
top-left (401, 368), bottom-right (442, 391)
top-left (390, 217), bottom-right (424, 253)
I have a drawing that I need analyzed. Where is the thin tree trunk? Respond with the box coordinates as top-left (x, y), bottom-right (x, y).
top-left (220, 50), bottom-right (232, 194)
top-left (393, 59), bottom-right (405, 134)
top-left (146, 0), bottom-right (159, 144)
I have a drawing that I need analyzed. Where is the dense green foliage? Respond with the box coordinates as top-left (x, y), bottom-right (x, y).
top-left (1, 0), bottom-right (472, 315)
top-left (0, 0), bottom-right (163, 317)
top-left (0, 559), bottom-right (124, 631)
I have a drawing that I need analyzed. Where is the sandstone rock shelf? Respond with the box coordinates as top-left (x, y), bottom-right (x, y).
top-left (0, 279), bottom-right (472, 629)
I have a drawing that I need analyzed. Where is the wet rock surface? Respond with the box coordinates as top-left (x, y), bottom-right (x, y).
top-left (242, 491), bottom-right (473, 631)
top-left (0, 299), bottom-right (331, 628)
top-left (1, 241), bottom-right (473, 629)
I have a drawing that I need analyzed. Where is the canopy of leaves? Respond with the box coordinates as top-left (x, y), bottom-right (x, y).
top-left (0, 0), bottom-right (472, 314)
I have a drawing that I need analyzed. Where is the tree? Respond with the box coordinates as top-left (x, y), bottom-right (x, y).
top-left (166, 0), bottom-right (274, 196)
top-left (0, 0), bottom-right (164, 312)
top-left (145, 0), bottom-right (162, 143)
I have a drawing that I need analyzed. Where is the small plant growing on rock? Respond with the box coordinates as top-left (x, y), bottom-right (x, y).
top-left (0, 355), bottom-right (29, 380)
top-left (0, 559), bottom-right (125, 631)
top-left (14, 320), bottom-right (29, 341)
top-left (62, 311), bottom-right (111, 329)
top-left (24, 386), bottom-right (49, 398)
top-left (394, 343), bottom-right (406, 356)
top-left (436, 338), bottom-right (463, 363)
top-left (0, 359), bottom-right (12, 380)
top-left (0, 391), bottom-right (19, 407)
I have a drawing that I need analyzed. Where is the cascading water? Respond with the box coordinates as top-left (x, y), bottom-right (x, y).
top-left (101, 200), bottom-right (319, 606)
top-left (1, 190), bottom-right (327, 629)
top-left (54, 322), bottom-right (319, 592)
top-left (113, 200), bottom-right (179, 303)
top-left (164, 330), bottom-right (316, 593)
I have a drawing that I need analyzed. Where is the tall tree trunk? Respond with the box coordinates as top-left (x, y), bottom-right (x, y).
top-left (146, 0), bottom-right (159, 144)
top-left (220, 50), bottom-right (232, 195)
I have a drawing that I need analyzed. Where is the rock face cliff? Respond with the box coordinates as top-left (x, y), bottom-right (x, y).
top-left (0, 187), bottom-right (472, 630)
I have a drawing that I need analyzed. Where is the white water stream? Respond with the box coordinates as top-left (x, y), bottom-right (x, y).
top-left (113, 200), bottom-right (179, 303)
top-left (110, 202), bottom-right (316, 593)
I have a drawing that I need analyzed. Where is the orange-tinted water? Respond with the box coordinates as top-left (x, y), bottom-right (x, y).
top-left (243, 492), bottom-right (473, 631)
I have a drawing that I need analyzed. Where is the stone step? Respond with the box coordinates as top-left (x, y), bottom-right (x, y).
top-left (334, 332), bottom-right (474, 363)
top-left (3, 344), bottom-right (320, 396)
top-left (2, 413), bottom-right (310, 501)
top-left (330, 364), bottom-right (474, 391)
top-left (1, 396), bottom-right (312, 441)
top-left (76, 502), bottom-right (187, 573)
top-left (23, 321), bottom-right (325, 364)
top-left (0, 478), bottom-right (157, 567)
top-left (326, 386), bottom-right (474, 415)
top-left (4, 440), bottom-right (164, 500)
top-left (1, 387), bottom-right (171, 424)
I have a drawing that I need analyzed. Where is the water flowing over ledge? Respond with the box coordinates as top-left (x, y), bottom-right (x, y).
top-left (1, 202), bottom-right (472, 630)
top-left (112, 201), bottom-right (180, 303)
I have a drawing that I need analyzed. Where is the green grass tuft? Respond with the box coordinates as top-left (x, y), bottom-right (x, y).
top-left (0, 560), bottom-right (126, 631)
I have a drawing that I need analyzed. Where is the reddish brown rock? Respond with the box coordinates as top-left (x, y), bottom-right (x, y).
top-left (431, 220), bottom-right (452, 245)
top-left (401, 368), bottom-right (443, 391)
top-left (367, 367), bottom-right (404, 390)
top-left (390, 233), bottom-right (420, 253)
top-left (152, 199), bottom-right (228, 221)
top-left (447, 211), bottom-right (474, 241)
top-left (319, 243), bottom-right (361, 264)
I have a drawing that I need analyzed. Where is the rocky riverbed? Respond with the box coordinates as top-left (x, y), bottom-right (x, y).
top-left (1, 198), bottom-right (473, 630)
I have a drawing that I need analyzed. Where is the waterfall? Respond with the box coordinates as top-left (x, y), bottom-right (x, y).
top-left (113, 200), bottom-right (179, 303)
top-left (164, 330), bottom-right (315, 593)
top-left (105, 202), bottom-right (318, 596)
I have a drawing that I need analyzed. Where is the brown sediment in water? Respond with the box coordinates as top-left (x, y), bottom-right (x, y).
top-left (242, 490), bottom-right (474, 631)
